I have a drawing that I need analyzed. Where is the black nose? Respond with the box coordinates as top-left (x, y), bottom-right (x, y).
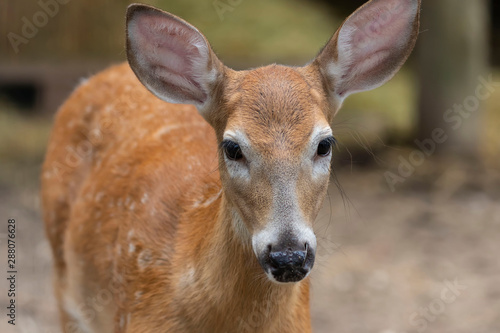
top-left (264, 243), bottom-right (314, 283)
top-left (269, 248), bottom-right (307, 269)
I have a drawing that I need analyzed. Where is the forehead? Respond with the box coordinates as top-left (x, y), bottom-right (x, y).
top-left (225, 65), bottom-right (327, 154)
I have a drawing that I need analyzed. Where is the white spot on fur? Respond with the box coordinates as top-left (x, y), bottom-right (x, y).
top-left (152, 123), bottom-right (206, 140)
top-left (138, 249), bottom-right (153, 270)
top-left (177, 266), bottom-right (196, 291)
top-left (150, 207), bottom-right (157, 217)
top-left (95, 192), bottom-right (104, 202)
top-left (193, 189), bottom-right (222, 208)
top-left (141, 193), bottom-right (149, 204)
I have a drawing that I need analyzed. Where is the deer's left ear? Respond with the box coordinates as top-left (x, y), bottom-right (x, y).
top-left (310, 0), bottom-right (421, 104)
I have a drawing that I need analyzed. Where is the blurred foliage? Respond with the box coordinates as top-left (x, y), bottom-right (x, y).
top-left (483, 77), bottom-right (500, 165)
top-left (2, 70), bottom-right (499, 167)
top-left (2, 0), bottom-right (340, 67)
top-left (0, 106), bottom-right (52, 163)
top-left (339, 70), bottom-right (417, 138)
top-left (1, 0), bottom-right (499, 167)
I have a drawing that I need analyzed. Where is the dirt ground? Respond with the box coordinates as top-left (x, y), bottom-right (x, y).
top-left (1, 153), bottom-right (499, 333)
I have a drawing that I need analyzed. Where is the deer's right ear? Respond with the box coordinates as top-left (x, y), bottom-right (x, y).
top-left (126, 4), bottom-right (224, 117)
top-left (311, 0), bottom-right (421, 106)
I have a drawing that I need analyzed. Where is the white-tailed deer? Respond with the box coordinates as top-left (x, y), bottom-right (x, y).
top-left (41, 0), bottom-right (420, 331)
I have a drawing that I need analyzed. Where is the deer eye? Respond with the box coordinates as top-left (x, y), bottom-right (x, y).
top-left (317, 137), bottom-right (335, 157)
top-left (222, 140), bottom-right (244, 161)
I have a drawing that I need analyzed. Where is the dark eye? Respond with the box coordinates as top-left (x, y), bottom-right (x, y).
top-left (222, 140), bottom-right (244, 161)
top-left (317, 137), bottom-right (335, 157)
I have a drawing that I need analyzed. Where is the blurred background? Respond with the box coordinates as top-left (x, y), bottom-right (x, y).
top-left (0, 0), bottom-right (499, 332)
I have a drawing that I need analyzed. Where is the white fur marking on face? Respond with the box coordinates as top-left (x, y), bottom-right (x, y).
top-left (231, 208), bottom-right (252, 244)
top-left (222, 130), bottom-right (252, 181)
top-left (251, 218), bottom-right (316, 266)
top-left (251, 158), bottom-right (318, 267)
top-left (309, 125), bottom-right (334, 180)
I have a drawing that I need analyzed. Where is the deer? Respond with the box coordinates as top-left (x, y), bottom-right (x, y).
top-left (41, 0), bottom-right (421, 331)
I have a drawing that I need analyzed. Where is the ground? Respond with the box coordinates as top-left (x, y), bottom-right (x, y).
top-left (0, 152), bottom-right (499, 333)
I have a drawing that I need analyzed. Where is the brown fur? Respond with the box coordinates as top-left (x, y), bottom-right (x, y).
top-left (41, 1), bottom-right (421, 331)
top-left (41, 63), bottom-right (317, 332)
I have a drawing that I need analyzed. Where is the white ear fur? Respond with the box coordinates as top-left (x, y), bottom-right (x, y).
top-left (316, 0), bottom-right (420, 103)
top-left (126, 5), bottom-right (222, 114)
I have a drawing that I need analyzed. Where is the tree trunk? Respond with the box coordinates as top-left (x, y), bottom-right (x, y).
top-left (418, 0), bottom-right (489, 156)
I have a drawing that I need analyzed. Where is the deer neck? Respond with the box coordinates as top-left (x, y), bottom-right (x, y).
top-left (173, 192), bottom-right (305, 331)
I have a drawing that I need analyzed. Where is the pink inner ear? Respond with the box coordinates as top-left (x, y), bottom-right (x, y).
top-left (335, 0), bottom-right (417, 96)
top-left (129, 11), bottom-right (209, 103)
top-left (350, 2), bottom-right (411, 57)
